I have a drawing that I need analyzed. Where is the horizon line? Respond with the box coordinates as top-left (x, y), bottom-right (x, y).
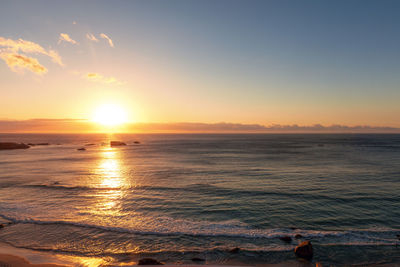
top-left (0, 119), bottom-right (399, 134)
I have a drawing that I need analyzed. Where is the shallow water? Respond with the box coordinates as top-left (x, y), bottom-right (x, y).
top-left (0, 134), bottom-right (399, 266)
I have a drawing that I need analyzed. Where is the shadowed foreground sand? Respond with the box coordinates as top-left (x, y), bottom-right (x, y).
top-left (0, 254), bottom-right (317, 267)
top-left (0, 254), bottom-right (68, 267)
top-left (0, 253), bottom-right (398, 267)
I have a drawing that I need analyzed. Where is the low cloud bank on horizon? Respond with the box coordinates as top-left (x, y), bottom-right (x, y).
top-left (0, 119), bottom-right (399, 133)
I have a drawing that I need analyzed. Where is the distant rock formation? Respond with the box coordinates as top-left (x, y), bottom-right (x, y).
top-left (77, 148), bottom-right (86, 151)
top-left (0, 142), bottom-right (30, 150)
top-left (294, 241), bottom-right (313, 260)
top-left (138, 258), bottom-right (163, 265)
top-left (110, 141), bottom-right (127, 147)
top-left (27, 143), bottom-right (49, 146)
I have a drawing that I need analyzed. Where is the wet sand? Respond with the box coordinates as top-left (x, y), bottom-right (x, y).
top-left (0, 254), bottom-right (67, 267)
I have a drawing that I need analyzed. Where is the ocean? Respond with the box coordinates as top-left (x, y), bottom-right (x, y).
top-left (0, 133), bottom-right (399, 266)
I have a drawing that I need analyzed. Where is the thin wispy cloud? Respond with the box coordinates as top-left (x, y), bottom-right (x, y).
top-left (86, 33), bottom-right (99, 42)
top-left (58, 33), bottom-right (78, 45)
top-left (0, 53), bottom-right (47, 74)
top-left (85, 72), bottom-right (125, 85)
top-left (99, 33), bottom-right (114, 47)
top-left (0, 36), bottom-right (63, 74)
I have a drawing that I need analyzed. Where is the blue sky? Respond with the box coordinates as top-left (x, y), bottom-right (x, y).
top-left (0, 0), bottom-right (399, 128)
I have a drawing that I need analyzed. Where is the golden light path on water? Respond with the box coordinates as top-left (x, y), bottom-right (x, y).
top-left (94, 146), bottom-right (128, 216)
top-left (70, 146), bottom-right (141, 266)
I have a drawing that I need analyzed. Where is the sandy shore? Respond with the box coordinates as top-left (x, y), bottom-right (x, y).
top-left (0, 242), bottom-right (398, 267)
top-left (0, 253), bottom-right (313, 267)
top-left (0, 254), bottom-right (68, 267)
top-left (0, 253), bottom-right (399, 267)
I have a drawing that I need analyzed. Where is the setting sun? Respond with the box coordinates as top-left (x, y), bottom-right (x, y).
top-left (92, 104), bottom-right (128, 126)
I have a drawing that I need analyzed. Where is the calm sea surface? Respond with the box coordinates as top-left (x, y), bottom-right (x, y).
top-left (0, 134), bottom-right (399, 266)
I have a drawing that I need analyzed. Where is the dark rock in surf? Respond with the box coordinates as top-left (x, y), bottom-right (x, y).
top-left (85, 143), bottom-right (95, 146)
top-left (191, 257), bottom-right (205, 262)
top-left (294, 241), bottom-right (313, 260)
top-left (77, 148), bottom-right (86, 151)
top-left (0, 142), bottom-right (30, 150)
top-left (229, 247), bottom-right (240, 254)
top-left (295, 234), bottom-right (303, 239)
top-left (134, 141), bottom-right (140, 144)
top-left (279, 236), bottom-right (292, 243)
top-left (138, 258), bottom-right (163, 265)
top-left (0, 224), bottom-right (4, 229)
top-left (36, 143), bottom-right (49, 146)
top-left (110, 141), bottom-right (127, 147)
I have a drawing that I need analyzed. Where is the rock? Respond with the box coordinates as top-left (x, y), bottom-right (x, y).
top-left (294, 241), bottom-right (313, 260)
top-left (191, 257), bottom-right (205, 262)
top-left (0, 142), bottom-right (30, 150)
top-left (295, 234), bottom-right (303, 239)
top-left (0, 224), bottom-right (4, 229)
top-left (279, 236), bottom-right (292, 243)
top-left (85, 143), bottom-right (95, 146)
top-left (229, 247), bottom-right (240, 254)
top-left (134, 141), bottom-right (140, 144)
top-left (36, 143), bottom-right (49, 146)
top-left (138, 258), bottom-right (163, 265)
top-left (397, 234), bottom-right (400, 240)
top-left (27, 143), bottom-right (35, 146)
top-left (110, 141), bottom-right (127, 147)
top-left (77, 148), bottom-right (86, 151)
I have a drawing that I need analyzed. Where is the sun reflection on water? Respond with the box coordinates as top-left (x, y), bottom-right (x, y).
top-left (92, 147), bottom-right (129, 215)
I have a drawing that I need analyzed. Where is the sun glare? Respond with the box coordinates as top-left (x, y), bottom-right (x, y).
top-left (93, 104), bottom-right (128, 126)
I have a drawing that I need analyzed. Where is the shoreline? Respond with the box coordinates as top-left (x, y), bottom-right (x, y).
top-left (1, 242), bottom-right (399, 267)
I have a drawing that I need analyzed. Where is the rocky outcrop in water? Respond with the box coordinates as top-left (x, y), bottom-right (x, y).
top-left (295, 234), bottom-right (303, 239)
top-left (110, 141), bottom-right (127, 147)
top-left (229, 247), bottom-right (240, 253)
top-left (294, 241), bottom-right (313, 260)
top-left (0, 142), bottom-right (30, 150)
top-left (279, 236), bottom-right (292, 243)
top-left (138, 258), bottom-right (163, 265)
top-left (77, 148), bottom-right (86, 151)
top-left (191, 257), bottom-right (205, 262)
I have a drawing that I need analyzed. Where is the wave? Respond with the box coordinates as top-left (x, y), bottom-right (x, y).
top-left (0, 213), bottom-right (398, 244)
top-left (20, 183), bottom-right (400, 203)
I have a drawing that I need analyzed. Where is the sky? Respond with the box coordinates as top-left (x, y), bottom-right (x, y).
top-left (1, 0), bottom-right (400, 132)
